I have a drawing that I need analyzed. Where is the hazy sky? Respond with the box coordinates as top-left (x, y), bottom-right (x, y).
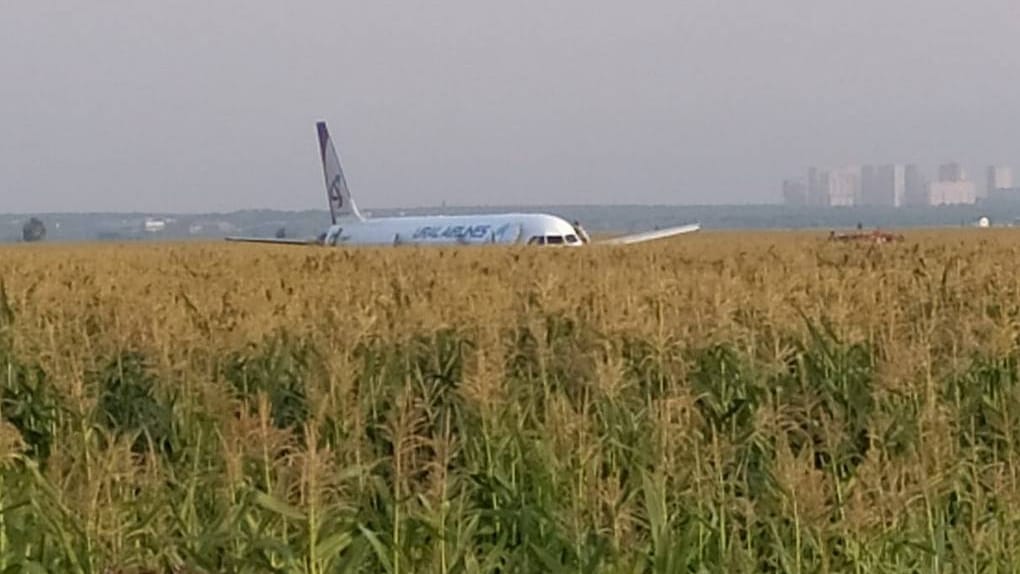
top-left (2, 0), bottom-right (1019, 213)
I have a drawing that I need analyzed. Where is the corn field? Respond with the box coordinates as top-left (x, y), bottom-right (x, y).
top-left (1, 231), bottom-right (1020, 572)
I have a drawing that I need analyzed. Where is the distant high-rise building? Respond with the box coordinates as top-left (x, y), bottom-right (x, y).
top-left (805, 166), bottom-right (861, 206)
top-left (928, 162), bottom-right (975, 204)
top-left (782, 179), bottom-right (808, 206)
top-left (861, 164), bottom-right (906, 206)
top-left (828, 166), bottom-right (862, 206)
top-left (861, 165), bottom-right (879, 204)
top-left (939, 162), bottom-right (965, 182)
top-left (903, 164), bottom-right (928, 206)
top-left (987, 165), bottom-right (1013, 195)
top-left (881, 165), bottom-right (907, 207)
top-left (807, 167), bottom-right (830, 206)
top-left (928, 181), bottom-right (977, 205)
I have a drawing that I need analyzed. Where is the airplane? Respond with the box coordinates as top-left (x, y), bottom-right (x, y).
top-left (226, 122), bottom-right (701, 248)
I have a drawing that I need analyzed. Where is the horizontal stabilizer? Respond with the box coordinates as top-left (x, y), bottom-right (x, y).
top-left (225, 236), bottom-right (319, 246)
top-left (598, 223), bottom-right (701, 245)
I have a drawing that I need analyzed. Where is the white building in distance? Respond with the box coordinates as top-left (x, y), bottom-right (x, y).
top-left (807, 166), bottom-right (861, 206)
top-left (928, 181), bottom-right (977, 205)
top-left (925, 161), bottom-right (976, 205)
top-left (987, 165), bottom-right (1013, 195)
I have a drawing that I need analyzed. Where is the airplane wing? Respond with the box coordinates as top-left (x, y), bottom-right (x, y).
top-left (597, 223), bottom-right (701, 246)
top-left (225, 236), bottom-right (320, 246)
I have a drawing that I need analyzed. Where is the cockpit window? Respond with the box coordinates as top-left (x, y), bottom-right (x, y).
top-left (528, 235), bottom-right (576, 246)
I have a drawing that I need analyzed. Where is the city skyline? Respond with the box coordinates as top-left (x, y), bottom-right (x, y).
top-left (783, 161), bottom-right (1020, 207)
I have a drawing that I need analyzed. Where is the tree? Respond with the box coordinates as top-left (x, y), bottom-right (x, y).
top-left (22, 218), bottom-right (46, 242)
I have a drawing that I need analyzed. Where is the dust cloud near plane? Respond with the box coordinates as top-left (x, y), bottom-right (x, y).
top-left (227, 122), bottom-right (701, 248)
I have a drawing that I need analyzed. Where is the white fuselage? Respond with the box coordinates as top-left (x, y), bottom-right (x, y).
top-left (322, 212), bottom-right (584, 247)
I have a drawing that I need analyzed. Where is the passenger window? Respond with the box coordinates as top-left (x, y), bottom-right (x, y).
top-left (528, 236), bottom-right (544, 245)
top-left (546, 235), bottom-right (564, 245)
top-left (565, 234), bottom-right (579, 244)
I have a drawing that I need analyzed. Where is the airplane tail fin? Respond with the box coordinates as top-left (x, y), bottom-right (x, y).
top-left (317, 121), bottom-right (365, 223)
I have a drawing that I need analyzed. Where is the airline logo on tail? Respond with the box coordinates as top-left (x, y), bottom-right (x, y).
top-left (328, 175), bottom-right (344, 208)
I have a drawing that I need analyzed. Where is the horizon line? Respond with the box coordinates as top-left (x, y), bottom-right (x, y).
top-left (1, 202), bottom-right (791, 217)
